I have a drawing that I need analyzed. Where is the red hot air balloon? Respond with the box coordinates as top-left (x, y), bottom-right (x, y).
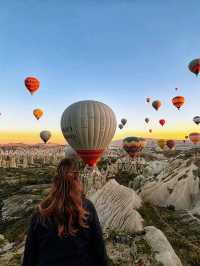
top-left (172, 96), bottom-right (185, 110)
top-left (188, 58), bottom-right (200, 76)
top-left (152, 100), bottom-right (162, 111)
top-left (159, 119), bottom-right (165, 126)
top-left (166, 140), bottom-right (175, 149)
top-left (24, 77), bottom-right (40, 95)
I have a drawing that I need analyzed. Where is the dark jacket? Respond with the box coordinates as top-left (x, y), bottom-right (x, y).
top-left (22, 199), bottom-right (108, 266)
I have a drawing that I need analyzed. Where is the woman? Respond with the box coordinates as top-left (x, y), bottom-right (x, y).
top-left (22, 158), bottom-right (108, 266)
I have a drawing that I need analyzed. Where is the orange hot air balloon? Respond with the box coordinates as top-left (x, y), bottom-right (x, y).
top-left (189, 132), bottom-right (200, 144)
top-left (188, 58), bottom-right (200, 76)
top-left (166, 140), bottom-right (175, 150)
top-left (159, 119), bottom-right (165, 126)
top-left (33, 108), bottom-right (43, 120)
top-left (152, 100), bottom-right (161, 111)
top-left (172, 96), bottom-right (185, 110)
top-left (25, 77), bottom-right (40, 95)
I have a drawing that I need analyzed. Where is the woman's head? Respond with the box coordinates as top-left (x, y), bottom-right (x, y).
top-left (38, 158), bottom-right (88, 237)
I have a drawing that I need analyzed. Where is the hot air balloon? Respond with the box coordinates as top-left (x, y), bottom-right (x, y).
top-left (24, 77), bottom-right (40, 95)
top-left (175, 87), bottom-right (178, 91)
top-left (185, 135), bottom-right (188, 140)
top-left (159, 119), bottom-right (165, 126)
top-left (145, 118), bottom-right (150, 124)
top-left (193, 116), bottom-right (200, 125)
top-left (152, 100), bottom-right (161, 111)
top-left (64, 146), bottom-right (79, 159)
top-left (121, 118), bottom-right (127, 126)
top-left (33, 108), bottom-right (43, 120)
top-left (40, 130), bottom-right (51, 144)
top-left (166, 140), bottom-right (175, 150)
top-left (189, 132), bottom-right (200, 144)
top-left (157, 139), bottom-right (166, 150)
top-left (61, 100), bottom-right (117, 167)
top-left (172, 96), bottom-right (185, 110)
top-left (146, 97), bottom-right (151, 103)
top-left (119, 124), bottom-right (123, 130)
top-left (149, 129), bottom-right (152, 133)
top-left (123, 137), bottom-right (146, 158)
top-left (188, 58), bottom-right (200, 76)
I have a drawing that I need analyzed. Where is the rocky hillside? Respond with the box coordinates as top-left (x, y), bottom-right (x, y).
top-left (0, 159), bottom-right (199, 265)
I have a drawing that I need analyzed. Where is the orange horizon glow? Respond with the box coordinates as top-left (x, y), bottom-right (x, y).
top-left (0, 128), bottom-right (199, 144)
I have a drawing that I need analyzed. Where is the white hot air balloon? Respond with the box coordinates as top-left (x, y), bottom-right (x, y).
top-left (61, 100), bottom-right (117, 166)
top-left (40, 130), bottom-right (52, 144)
top-left (64, 146), bottom-right (79, 159)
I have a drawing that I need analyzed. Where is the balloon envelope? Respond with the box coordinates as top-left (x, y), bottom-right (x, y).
top-left (121, 118), bottom-right (127, 125)
top-left (152, 100), bottom-right (161, 111)
top-left (189, 132), bottom-right (200, 144)
top-left (157, 139), bottom-right (166, 150)
top-left (159, 119), bottom-right (165, 126)
top-left (193, 116), bottom-right (200, 125)
top-left (166, 140), bottom-right (175, 149)
top-left (64, 146), bottom-right (79, 159)
top-left (123, 137), bottom-right (146, 158)
top-left (119, 124), bottom-right (123, 129)
top-left (172, 96), bottom-right (185, 110)
top-left (33, 109), bottom-right (43, 120)
top-left (146, 97), bottom-right (151, 103)
top-left (61, 100), bottom-right (117, 166)
top-left (188, 58), bottom-right (200, 76)
top-left (40, 130), bottom-right (51, 143)
top-left (25, 77), bottom-right (40, 95)
top-left (145, 118), bottom-right (150, 124)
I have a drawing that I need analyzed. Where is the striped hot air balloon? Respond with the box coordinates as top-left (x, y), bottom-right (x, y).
top-left (188, 58), bottom-right (200, 76)
top-left (172, 96), bottom-right (185, 110)
top-left (189, 132), bottom-right (200, 145)
top-left (61, 100), bottom-right (117, 166)
top-left (123, 137), bottom-right (146, 158)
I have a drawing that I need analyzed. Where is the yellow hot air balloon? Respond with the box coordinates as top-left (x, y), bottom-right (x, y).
top-left (33, 108), bottom-right (43, 120)
top-left (61, 100), bottom-right (117, 166)
top-left (157, 139), bottom-right (166, 150)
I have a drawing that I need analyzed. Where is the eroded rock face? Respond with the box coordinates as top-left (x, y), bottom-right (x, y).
top-left (145, 226), bottom-right (182, 266)
top-left (90, 179), bottom-right (144, 233)
top-left (140, 159), bottom-right (200, 210)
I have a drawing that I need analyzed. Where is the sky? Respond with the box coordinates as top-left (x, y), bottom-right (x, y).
top-left (0, 0), bottom-right (200, 144)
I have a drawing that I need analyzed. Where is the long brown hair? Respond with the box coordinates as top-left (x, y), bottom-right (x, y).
top-left (38, 158), bottom-right (88, 237)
